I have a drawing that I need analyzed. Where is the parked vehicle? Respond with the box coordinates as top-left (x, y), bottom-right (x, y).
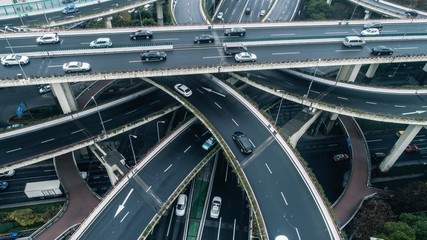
top-left (371, 46), bottom-right (394, 55)
top-left (1, 54), bottom-right (29, 66)
top-left (174, 83), bottom-right (192, 97)
top-left (63, 61), bottom-right (91, 73)
top-left (224, 27), bottom-right (246, 36)
top-left (235, 52), bottom-right (257, 62)
top-left (194, 34), bottom-right (214, 44)
top-left (210, 196), bottom-right (222, 218)
top-left (140, 50), bottom-right (167, 61)
top-left (202, 136), bottom-right (217, 150)
top-left (333, 154), bottom-right (349, 162)
top-left (24, 180), bottom-right (62, 198)
top-left (36, 33), bottom-right (59, 44)
top-left (90, 38), bottom-right (112, 48)
top-left (62, 5), bottom-right (78, 14)
top-left (130, 30), bottom-right (153, 40)
top-left (175, 194), bottom-right (187, 216)
top-left (232, 131), bottom-right (253, 154)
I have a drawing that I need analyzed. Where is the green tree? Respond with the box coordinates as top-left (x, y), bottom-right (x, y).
top-left (376, 221), bottom-right (415, 240)
top-left (9, 209), bottom-right (44, 226)
top-left (399, 213), bottom-right (427, 240)
top-left (399, 181), bottom-right (427, 212)
top-left (301, 0), bottom-right (334, 20)
top-left (142, 18), bottom-right (157, 26)
top-left (86, 19), bottom-right (105, 28)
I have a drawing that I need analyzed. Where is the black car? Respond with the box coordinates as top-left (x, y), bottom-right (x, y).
top-left (140, 50), bottom-right (167, 61)
top-left (232, 131), bottom-right (253, 154)
top-left (224, 27), bottom-right (246, 36)
top-left (194, 34), bottom-right (214, 44)
top-left (363, 21), bottom-right (383, 29)
top-left (245, 8), bottom-right (251, 14)
top-left (371, 46), bottom-right (394, 55)
top-left (405, 10), bottom-right (418, 17)
top-left (130, 30), bottom-right (153, 40)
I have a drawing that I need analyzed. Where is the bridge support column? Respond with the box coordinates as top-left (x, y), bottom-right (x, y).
top-left (379, 124), bottom-right (422, 172)
top-left (105, 16), bottom-right (113, 28)
top-left (326, 0), bottom-right (332, 5)
top-left (416, 62), bottom-right (427, 85)
top-left (51, 83), bottom-right (78, 114)
top-left (283, 109), bottom-right (322, 148)
top-left (364, 10), bottom-right (371, 20)
top-left (365, 63), bottom-right (379, 78)
top-left (325, 113), bottom-right (339, 134)
top-left (156, 0), bottom-right (164, 25)
top-left (336, 64), bottom-right (362, 82)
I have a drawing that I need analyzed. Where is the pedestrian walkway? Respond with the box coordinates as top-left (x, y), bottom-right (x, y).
top-left (332, 115), bottom-right (377, 228)
top-left (76, 80), bottom-right (115, 109)
top-left (34, 152), bottom-right (99, 240)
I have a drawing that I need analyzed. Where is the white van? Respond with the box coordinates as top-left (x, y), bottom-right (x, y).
top-left (343, 36), bottom-right (365, 47)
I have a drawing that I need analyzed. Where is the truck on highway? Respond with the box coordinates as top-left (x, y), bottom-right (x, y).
top-left (24, 180), bottom-right (63, 199)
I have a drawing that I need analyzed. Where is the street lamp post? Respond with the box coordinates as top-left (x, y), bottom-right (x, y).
top-left (129, 134), bottom-right (137, 165)
top-left (274, 90), bottom-right (285, 126)
top-left (156, 121), bottom-right (165, 142)
top-left (4, 26), bottom-right (28, 80)
top-left (304, 59), bottom-right (321, 100)
top-left (139, 10), bottom-right (143, 27)
top-left (91, 96), bottom-right (106, 135)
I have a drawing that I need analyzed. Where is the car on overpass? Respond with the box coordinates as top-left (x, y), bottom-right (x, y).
top-left (36, 33), bottom-right (60, 44)
top-left (62, 61), bottom-right (91, 73)
top-left (0, 181), bottom-right (8, 191)
top-left (0, 170), bottom-right (15, 178)
top-left (235, 52), bottom-right (257, 62)
top-left (193, 34), bottom-right (214, 44)
top-left (90, 38), bottom-right (112, 48)
top-left (202, 136), bottom-right (217, 150)
top-left (1, 54), bottom-right (30, 66)
top-left (175, 194), bottom-right (187, 217)
top-left (130, 30), bottom-right (153, 40)
top-left (224, 27), bottom-right (246, 37)
top-left (62, 5), bottom-right (78, 14)
top-left (210, 196), bottom-right (222, 218)
top-left (232, 131), bottom-right (253, 154)
top-left (361, 28), bottom-right (380, 36)
top-left (140, 50), bottom-right (167, 61)
top-left (371, 46), bottom-right (394, 55)
top-left (363, 21), bottom-right (383, 30)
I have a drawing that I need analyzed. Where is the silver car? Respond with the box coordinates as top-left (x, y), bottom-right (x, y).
top-left (62, 61), bottom-right (91, 73)
top-left (174, 83), bottom-right (192, 97)
top-left (36, 33), bottom-right (60, 44)
top-left (1, 54), bottom-right (30, 66)
top-left (234, 52), bottom-right (257, 62)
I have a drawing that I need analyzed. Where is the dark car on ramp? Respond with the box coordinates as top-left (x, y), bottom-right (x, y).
top-left (363, 21), bottom-right (383, 29)
top-left (371, 46), bottom-right (394, 55)
top-left (232, 131), bottom-right (253, 154)
top-left (224, 27), bottom-right (246, 37)
top-left (140, 50), bottom-right (167, 61)
top-left (194, 34), bottom-right (214, 44)
top-left (130, 30), bottom-right (153, 40)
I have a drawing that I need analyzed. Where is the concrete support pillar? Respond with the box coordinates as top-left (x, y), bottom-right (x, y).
top-left (364, 10), bottom-right (371, 20)
top-left (417, 62), bottom-right (427, 85)
top-left (336, 64), bottom-right (362, 82)
top-left (326, 0), bottom-right (332, 5)
top-left (325, 113), bottom-right (339, 134)
top-left (156, 0), bottom-right (164, 25)
top-left (365, 63), bottom-right (380, 78)
top-left (105, 16), bottom-right (113, 28)
top-left (51, 83), bottom-right (78, 114)
top-left (379, 125), bottom-right (422, 172)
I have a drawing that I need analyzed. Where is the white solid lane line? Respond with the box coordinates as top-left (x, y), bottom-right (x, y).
top-left (381, 30), bottom-right (398, 33)
top-left (337, 96), bottom-right (348, 100)
top-left (280, 192), bottom-right (288, 205)
top-left (336, 49), bottom-right (362, 52)
top-left (125, 109), bottom-right (137, 115)
top-left (5, 45), bottom-right (37, 48)
top-left (366, 139), bottom-right (382, 143)
top-left (325, 31), bottom-right (348, 34)
top-left (396, 47), bottom-right (418, 50)
top-left (394, 105), bottom-right (406, 108)
top-left (149, 100), bottom-right (160, 105)
top-left (6, 148), bottom-right (22, 153)
top-left (203, 56), bottom-right (223, 59)
top-left (265, 163), bottom-right (272, 174)
top-left (41, 138), bottom-right (55, 144)
top-left (48, 65), bottom-right (63, 68)
top-left (103, 119), bottom-right (112, 124)
top-left (71, 129), bottom-right (85, 134)
top-left (366, 101), bottom-right (377, 105)
top-left (249, 139), bottom-right (256, 148)
top-left (93, 7), bottom-right (101, 10)
top-left (232, 118), bottom-right (239, 126)
top-left (129, 60), bottom-right (143, 63)
top-left (184, 145), bottom-right (191, 153)
top-left (202, 130), bottom-right (209, 136)
top-left (152, 38), bottom-right (179, 41)
top-left (272, 52), bottom-right (300, 55)
top-left (146, 186), bottom-right (152, 192)
top-left (120, 212), bottom-right (129, 223)
top-left (295, 227), bottom-right (302, 240)
top-left (164, 164), bottom-right (172, 173)
top-left (214, 102), bottom-right (222, 109)
top-left (80, 42), bottom-right (91, 45)
top-left (271, 33), bottom-right (296, 36)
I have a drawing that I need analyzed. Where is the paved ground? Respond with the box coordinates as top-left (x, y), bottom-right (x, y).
top-left (76, 80), bottom-right (115, 109)
top-left (333, 115), bottom-right (377, 227)
top-left (34, 153), bottom-right (100, 240)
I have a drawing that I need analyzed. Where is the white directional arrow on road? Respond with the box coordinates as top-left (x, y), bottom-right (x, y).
top-left (202, 87), bottom-right (226, 97)
top-left (114, 188), bottom-right (134, 218)
top-left (401, 110), bottom-right (427, 116)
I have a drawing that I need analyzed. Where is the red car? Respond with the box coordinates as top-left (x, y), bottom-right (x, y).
top-left (405, 145), bottom-right (418, 152)
top-left (333, 154), bottom-right (349, 162)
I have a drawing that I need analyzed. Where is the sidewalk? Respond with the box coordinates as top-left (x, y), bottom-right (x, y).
top-left (333, 116), bottom-right (377, 228)
top-left (34, 152), bottom-right (99, 240)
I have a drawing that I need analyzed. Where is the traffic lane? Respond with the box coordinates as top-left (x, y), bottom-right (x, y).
top-left (173, 0), bottom-right (205, 25)
top-left (243, 141), bottom-right (331, 239)
top-left (214, 0), bottom-right (248, 23)
top-left (0, 91), bottom-right (174, 165)
top-left (138, 122), bottom-right (208, 201)
top-left (267, 0), bottom-right (298, 21)
top-left (79, 182), bottom-right (158, 240)
top-left (241, 0), bottom-right (272, 23)
top-left (202, 156), bottom-right (249, 240)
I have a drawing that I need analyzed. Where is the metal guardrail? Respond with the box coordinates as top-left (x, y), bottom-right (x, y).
top-left (0, 0), bottom-right (97, 17)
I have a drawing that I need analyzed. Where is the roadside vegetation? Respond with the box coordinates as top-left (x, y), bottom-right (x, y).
top-left (0, 202), bottom-right (64, 235)
top-left (387, 0), bottom-right (427, 11)
top-left (300, 0), bottom-right (378, 20)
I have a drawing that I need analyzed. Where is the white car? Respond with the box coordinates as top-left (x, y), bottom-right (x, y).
top-left (39, 85), bottom-right (51, 94)
top-left (235, 52), bottom-right (257, 62)
top-left (260, 10), bottom-right (266, 16)
top-left (361, 28), bottom-right (380, 36)
top-left (217, 12), bottom-right (224, 20)
top-left (1, 54), bottom-right (29, 66)
top-left (0, 170), bottom-right (15, 178)
top-left (210, 196), bottom-right (222, 219)
top-left (36, 33), bottom-right (60, 44)
top-left (175, 194), bottom-right (187, 217)
top-left (62, 61), bottom-right (91, 73)
top-left (174, 83), bottom-right (192, 97)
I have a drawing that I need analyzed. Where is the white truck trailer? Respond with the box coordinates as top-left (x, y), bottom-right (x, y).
top-left (24, 179), bottom-right (63, 198)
